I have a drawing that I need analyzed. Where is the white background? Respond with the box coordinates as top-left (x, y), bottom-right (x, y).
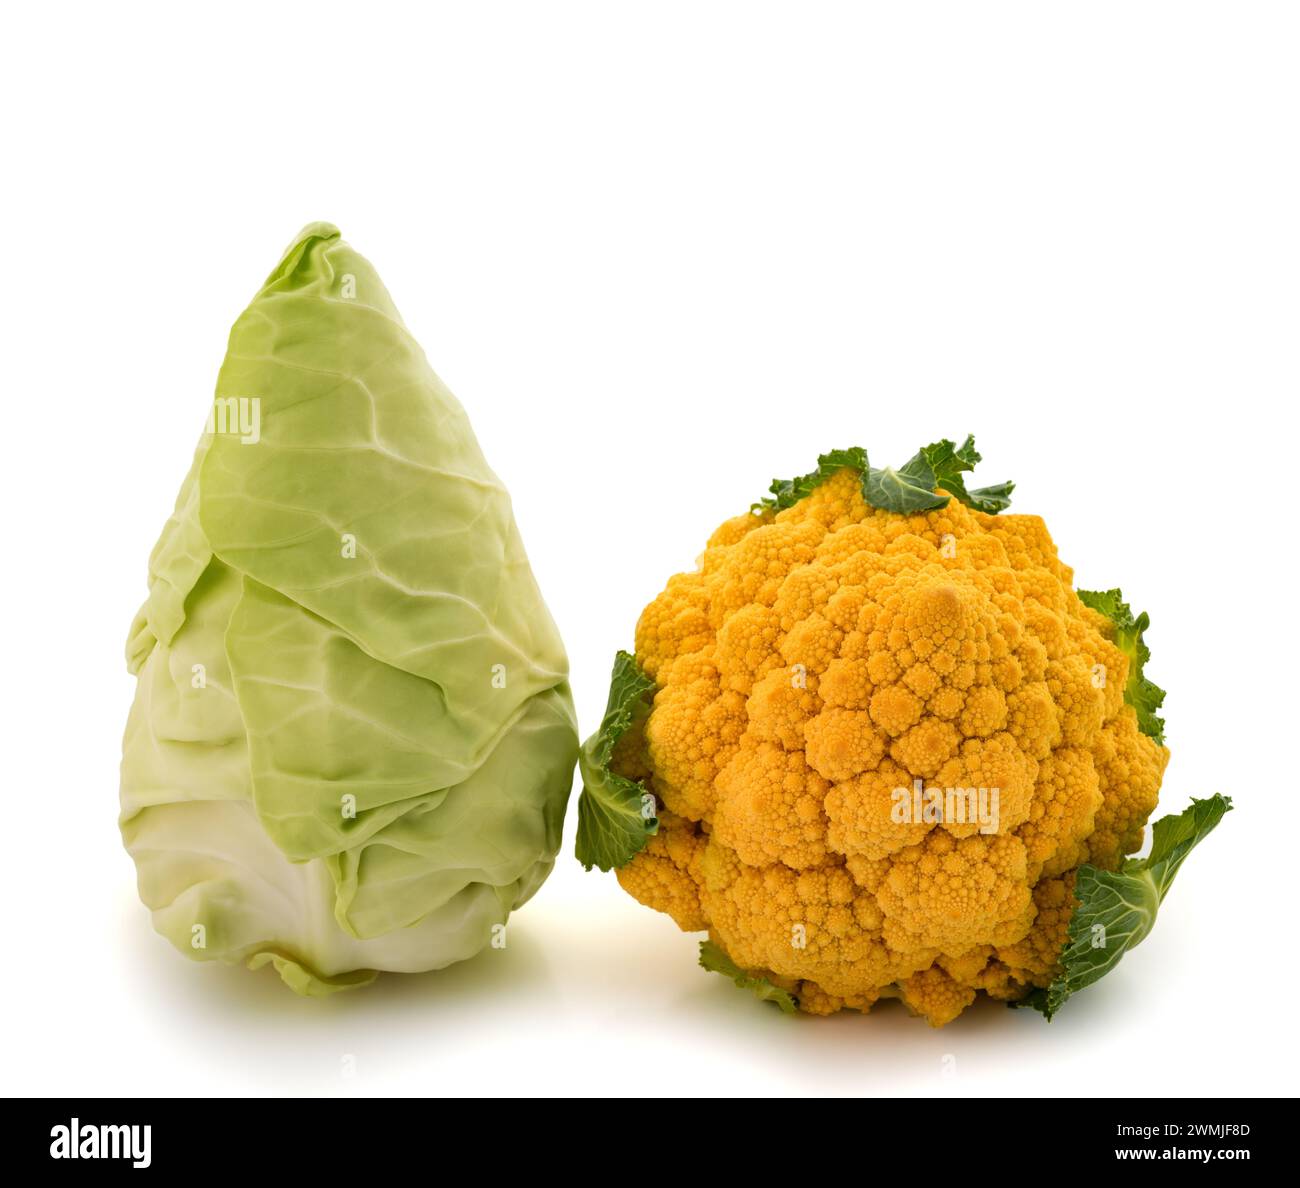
top-left (2, 2), bottom-right (1296, 1097)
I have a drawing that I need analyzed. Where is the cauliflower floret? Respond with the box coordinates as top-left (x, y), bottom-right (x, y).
top-left (643, 652), bottom-right (744, 820)
top-left (713, 743), bottom-right (830, 869)
top-left (1016, 748), bottom-right (1102, 880)
top-left (899, 965), bottom-right (978, 1027)
top-left (995, 874), bottom-right (1077, 987)
top-left (615, 811), bottom-right (707, 931)
top-left (876, 831), bottom-right (1034, 954)
top-left (825, 759), bottom-right (933, 860)
top-left (1089, 708), bottom-right (1168, 868)
top-left (805, 707), bottom-right (888, 781)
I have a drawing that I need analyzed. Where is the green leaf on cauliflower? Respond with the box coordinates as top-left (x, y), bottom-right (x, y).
top-left (918, 435), bottom-right (1016, 513)
top-left (575, 651), bottom-right (660, 872)
top-left (868, 434), bottom-right (1014, 514)
top-left (756, 447), bottom-right (869, 513)
top-left (962, 481), bottom-right (1017, 514)
top-left (1018, 794), bottom-right (1232, 1020)
top-left (1077, 587), bottom-right (1167, 744)
top-left (756, 435), bottom-right (1013, 517)
top-left (699, 941), bottom-right (798, 1014)
top-left (864, 454), bottom-right (949, 513)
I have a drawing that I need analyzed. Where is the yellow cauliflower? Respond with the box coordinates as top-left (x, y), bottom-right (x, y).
top-left (576, 438), bottom-right (1230, 1024)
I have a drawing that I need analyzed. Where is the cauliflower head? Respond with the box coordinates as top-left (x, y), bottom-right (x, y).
top-left (577, 439), bottom-right (1226, 1025)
